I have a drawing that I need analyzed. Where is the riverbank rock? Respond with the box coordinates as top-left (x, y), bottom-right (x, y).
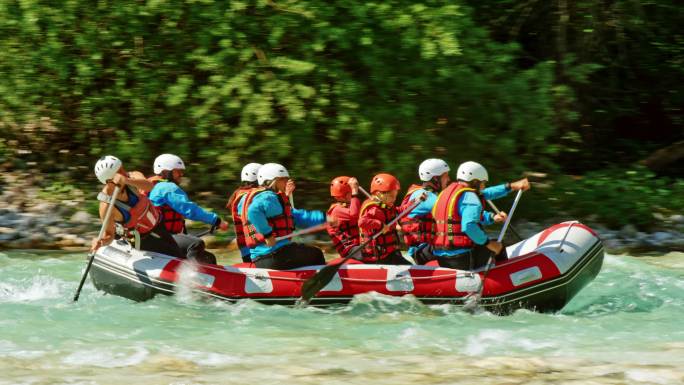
top-left (69, 211), bottom-right (93, 224)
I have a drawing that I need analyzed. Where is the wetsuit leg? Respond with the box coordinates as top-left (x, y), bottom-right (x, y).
top-left (413, 244), bottom-right (435, 265)
top-left (140, 225), bottom-right (184, 259)
top-left (436, 245), bottom-right (495, 270)
top-left (171, 233), bottom-right (216, 264)
top-left (254, 243), bottom-right (325, 270)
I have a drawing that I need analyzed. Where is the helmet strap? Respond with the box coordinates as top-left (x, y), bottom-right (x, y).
top-left (423, 179), bottom-right (439, 192)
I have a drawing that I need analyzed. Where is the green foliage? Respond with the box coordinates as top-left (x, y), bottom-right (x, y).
top-left (0, 0), bottom-right (554, 188)
top-left (544, 167), bottom-right (684, 229)
top-left (466, 0), bottom-right (684, 170)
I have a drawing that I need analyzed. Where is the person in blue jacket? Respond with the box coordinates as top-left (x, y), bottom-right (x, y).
top-left (239, 163), bottom-right (333, 270)
top-left (431, 161), bottom-right (530, 270)
top-left (148, 154), bottom-right (228, 264)
top-left (398, 158), bottom-right (452, 264)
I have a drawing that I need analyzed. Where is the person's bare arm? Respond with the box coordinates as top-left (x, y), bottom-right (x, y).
top-left (123, 171), bottom-right (154, 193)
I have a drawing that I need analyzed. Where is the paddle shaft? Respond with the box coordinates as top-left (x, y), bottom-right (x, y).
top-left (299, 193), bottom-right (426, 303)
top-left (496, 190), bottom-right (523, 243)
top-left (357, 186), bottom-right (373, 199)
top-left (472, 190), bottom-right (524, 304)
top-left (487, 200), bottom-right (523, 241)
top-left (73, 185), bottom-right (121, 302)
top-left (275, 223), bottom-right (328, 241)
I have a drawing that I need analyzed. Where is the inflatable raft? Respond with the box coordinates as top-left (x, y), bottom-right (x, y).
top-left (89, 221), bottom-right (604, 314)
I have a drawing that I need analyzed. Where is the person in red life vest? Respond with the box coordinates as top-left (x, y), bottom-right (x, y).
top-left (358, 173), bottom-right (413, 265)
top-left (431, 161), bottom-right (530, 270)
top-left (90, 156), bottom-right (185, 259)
top-left (326, 176), bottom-right (361, 258)
top-left (148, 154), bottom-right (229, 265)
top-left (226, 162), bottom-right (262, 263)
top-left (399, 158), bottom-right (452, 264)
top-left (239, 163), bottom-right (334, 270)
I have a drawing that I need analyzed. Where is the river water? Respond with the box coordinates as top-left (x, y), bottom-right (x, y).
top-left (0, 250), bottom-right (682, 385)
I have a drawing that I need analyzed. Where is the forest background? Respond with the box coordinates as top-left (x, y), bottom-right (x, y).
top-left (0, 0), bottom-right (682, 230)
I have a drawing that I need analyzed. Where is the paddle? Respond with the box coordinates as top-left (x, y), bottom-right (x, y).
top-left (73, 185), bottom-right (121, 302)
top-left (357, 186), bottom-right (373, 199)
top-left (464, 189), bottom-right (524, 311)
top-left (486, 200), bottom-right (523, 241)
top-left (275, 223), bottom-right (328, 242)
top-left (298, 193), bottom-right (427, 304)
top-left (193, 224), bottom-right (217, 238)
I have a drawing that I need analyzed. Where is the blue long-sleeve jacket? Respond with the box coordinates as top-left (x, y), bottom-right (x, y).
top-left (239, 190), bottom-right (325, 258)
top-left (433, 183), bottom-right (511, 257)
top-left (149, 181), bottom-right (218, 225)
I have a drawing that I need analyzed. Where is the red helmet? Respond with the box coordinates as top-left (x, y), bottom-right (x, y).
top-left (370, 173), bottom-right (400, 193)
top-left (330, 176), bottom-right (352, 198)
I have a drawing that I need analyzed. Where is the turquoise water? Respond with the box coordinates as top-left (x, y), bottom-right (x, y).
top-left (0, 250), bottom-right (682, 385)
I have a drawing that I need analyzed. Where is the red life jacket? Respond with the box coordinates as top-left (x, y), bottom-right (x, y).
top-left (359, 199), bottom-right (400, 262)
top-left (326, 202), bottom-right (360, 258)
top-left (97, 186), bottom-right (160, 234)
top-left (148, 176), bottom-right (185, 234)
top-left (399, 184), bottom-right (435, 247)
top-left (228, 187), bottom-right (252, 249)
top-left (242, 188), bottom-right (296, 248)
top-left (431, 182), bottom-right (485, 249)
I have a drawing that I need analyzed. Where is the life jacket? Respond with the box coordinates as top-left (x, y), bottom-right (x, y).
top-left (399, 184), bottom-right (434, 247)
top-left (431, 182), bottom-right (486, 250)
top-left (97, 186), bottom-right (160, 234)
top-left (359, 199), bottom-right (400, 262)
top-left (326, 202), bottom-right (360, 258)
top-left (148, 176), bottom-right (186, 234)
top-left (228, 187), bottom-right (252, 249)
top-left (242, 188), bottom-right (296, 248)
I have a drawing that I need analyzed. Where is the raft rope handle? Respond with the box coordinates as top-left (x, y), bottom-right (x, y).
top-left (558, 221), bottom-right (579, 252)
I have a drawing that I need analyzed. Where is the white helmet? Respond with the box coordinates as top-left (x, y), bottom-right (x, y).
top-left (457, 161), bottom-right (488, 182)
top-left (418, 158), bottom-right (450, 182)
top-left (257, 163), bottom-right (289, 186)
top-left (241, 163), bottom-right (263, 182)
top-left (153, 154), bottom-right (186, 175)
top-left (94, 155), bottom-right (123, 184)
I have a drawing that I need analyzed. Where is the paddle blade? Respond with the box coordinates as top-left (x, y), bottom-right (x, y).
top-left (300, 261), bottom-right (345, 303)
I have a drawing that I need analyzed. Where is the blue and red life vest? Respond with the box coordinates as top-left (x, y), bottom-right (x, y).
top-left (431, 182), bottom-right (486, 249)
top-left (241, 188), bottom-right (296, 248)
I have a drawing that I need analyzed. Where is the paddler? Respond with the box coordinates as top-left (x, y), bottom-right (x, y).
top-left (226, 163), bottom-right (262, 263)
top-left (399, 158), bottom-right (451, 264)
top-left (148, 154), bottom-right (228, 265)
top-left (91, 155), bottom-right (184, 259)
top-left (326, 176), bottom-right (361, 258)
top-left (431, 161), bottom-right (530, 270)
top-left (240, 163), bottom-right (334, 270)
top-left (358, 173), bottom-right (412, 265)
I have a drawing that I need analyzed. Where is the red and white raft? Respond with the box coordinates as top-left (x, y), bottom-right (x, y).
top-left (90, 221), bottom-right (604, 314)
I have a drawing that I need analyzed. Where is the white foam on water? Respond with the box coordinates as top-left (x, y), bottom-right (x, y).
top-left (0, 340), bottom-right (46, 359)
top-left (174, 260), bottom-right (203, 303)
top-left (62, 346), bottom-right (149, 368)
top-left (174, 349), bottom-right (242, 367)
top-left (463, 329), bottom-right (556, 356)
top-left (625, 368), bottom-right (683, 384)
top-left (0, 275), bottom-right (63, 303)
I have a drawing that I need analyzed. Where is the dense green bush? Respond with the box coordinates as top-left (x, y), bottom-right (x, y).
top-left (0, 0), bottom-right (554, 187)
top-left (540, 167), bottom-right (684, 229)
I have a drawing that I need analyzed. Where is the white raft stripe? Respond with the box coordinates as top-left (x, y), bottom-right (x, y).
top-left (384, 265), bottom-right (414, 292)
